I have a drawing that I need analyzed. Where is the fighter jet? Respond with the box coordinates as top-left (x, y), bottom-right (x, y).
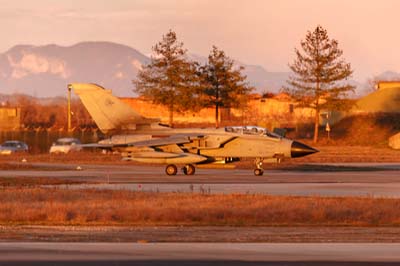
top-left (70, 83), bottom-right (318, 176)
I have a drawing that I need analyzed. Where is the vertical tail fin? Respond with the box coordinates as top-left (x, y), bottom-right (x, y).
top-left (69, 83), bottom-right (152, 133)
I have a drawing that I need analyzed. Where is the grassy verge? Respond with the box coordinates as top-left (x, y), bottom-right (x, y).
top-left (1, 188), bottom-right (400, 226)
top-left (0, 162), bottom-right (74, 171)
top-left (0, 151), bottom-right (124, 164)
top-left (0, 177), bottom-right (93, 187)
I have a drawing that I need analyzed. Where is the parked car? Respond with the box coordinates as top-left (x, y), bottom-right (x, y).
top-left (49, 138), bottom-right (82, 154)
top-left (0, 140), bottom-right (29, 155)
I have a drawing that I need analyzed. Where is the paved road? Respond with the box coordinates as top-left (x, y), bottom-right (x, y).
top-left (3, 163), bottom-right (400, 197)
top-left (2, 165), bottom-right (400, 265)
top-left (3, 163), bottom-right (400, 183)
top-left (1, 243), bottom-right (400, 266)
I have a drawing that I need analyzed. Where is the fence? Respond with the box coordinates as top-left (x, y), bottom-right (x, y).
top-left (0, 129), bottom-right (102, 153)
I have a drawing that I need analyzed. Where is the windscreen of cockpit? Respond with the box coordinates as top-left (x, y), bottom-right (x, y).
top-left (225, 126), bottom-right (280, 138)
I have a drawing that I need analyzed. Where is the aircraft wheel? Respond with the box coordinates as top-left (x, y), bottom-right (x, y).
top-left (183, 164), bottom-right (196, 175)
top-left (254, 169), bottom-right (264, 176)
top-left (165, 164), bottom-right (178, 175)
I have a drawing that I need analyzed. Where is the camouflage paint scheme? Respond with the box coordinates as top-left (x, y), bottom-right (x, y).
top-left (70, 83), bottom-right (318, 176)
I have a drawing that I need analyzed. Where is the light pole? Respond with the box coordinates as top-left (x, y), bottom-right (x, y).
top-left (67, 85), bottom-right (72, 133)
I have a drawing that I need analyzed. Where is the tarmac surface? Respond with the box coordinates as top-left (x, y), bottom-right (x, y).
top-left (1, 243), bottom-right (400, 266)
top-left (2, 163), bottom-right (400, 264)
top-left (2, 162), bottom-right (400, 197)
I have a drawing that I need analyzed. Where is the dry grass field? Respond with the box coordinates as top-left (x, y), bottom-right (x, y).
top-left (0, 151), bottom-right (123, 164)
top-left (1, 188), bottom-right (400, 226)
top-left (0, 177), bottom-right (92, 187)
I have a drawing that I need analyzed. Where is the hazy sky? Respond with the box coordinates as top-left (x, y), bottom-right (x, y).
top-left (1, 0), bottom-right (399, 82)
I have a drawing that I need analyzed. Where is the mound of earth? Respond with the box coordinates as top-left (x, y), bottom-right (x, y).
top-left (355, 87), bottom-right (400, 113)
top-left (329, 113), bottom-right (400, 146)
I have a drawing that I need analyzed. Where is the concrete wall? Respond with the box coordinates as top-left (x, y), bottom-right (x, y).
top-left (120, 98), bottom-right (218, 124)
top-left (120, 95), bottom-right (315, 128)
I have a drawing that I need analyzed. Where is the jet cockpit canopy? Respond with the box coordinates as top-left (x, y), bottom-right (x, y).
top-left (224, 126), bottom-right (281, 138)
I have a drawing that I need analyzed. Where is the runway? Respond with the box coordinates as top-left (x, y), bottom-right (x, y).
top-left (1, 243), bottom-right (400, 265)
top-left (2, 163), bottom-right (400, 197)
top-left (3, 162), bottom-right (400, 183)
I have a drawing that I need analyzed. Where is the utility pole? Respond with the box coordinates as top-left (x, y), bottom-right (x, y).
top-left (67, 85), bottom-right (72, 132)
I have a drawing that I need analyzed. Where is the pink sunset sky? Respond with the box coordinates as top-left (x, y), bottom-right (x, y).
top-left (1, 0), bottom-right (399, 82)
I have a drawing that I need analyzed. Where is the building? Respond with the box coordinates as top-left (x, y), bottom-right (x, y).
top-left (0, 107), bottom-right (21, 131)
top-left (376, 81), bottom-right (400, 90)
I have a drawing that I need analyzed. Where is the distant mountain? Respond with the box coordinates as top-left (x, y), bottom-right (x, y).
top-left (189, 54), bottom-right (362, 95)
top-left (0, 41), bottom-right (367, 97)
top-left (188, 53), bottom-right (289, 93)
top-left (242, 65), bottom-right (289, 93)
top-left (357, 71), bottom-right (400, 96)
top-left (374, 70), bottom-right (400, 81)
top-left (0, 42), bottom-right (149, 97)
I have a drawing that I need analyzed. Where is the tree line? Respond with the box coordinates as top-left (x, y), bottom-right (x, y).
top-left (134, 27), bottom-right (354, 142)
top-left (133, 30), bottom-right (252, 128)
top-left (11, 95), bottom-right (94, 130)
top-left (7, 26), bottom-right (354, 143)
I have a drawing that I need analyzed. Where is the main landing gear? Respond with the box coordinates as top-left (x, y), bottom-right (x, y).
top-left (254, 158), bottom-right (264, 176)
top-left (165, 164), bottom-right (178, 175)
top-left (165, 164), bottom-right (195, 175)
top-left (182, 164), bottom-right (196, 175)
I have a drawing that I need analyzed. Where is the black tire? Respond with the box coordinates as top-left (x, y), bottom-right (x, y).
top-left (183, 164), bottom-right (195, 175)
top-left (165, 164), bottom-right (178, 175)
top-left (254, 169), bottom-right (264, 176)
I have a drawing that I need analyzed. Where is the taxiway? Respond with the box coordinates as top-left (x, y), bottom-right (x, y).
top-left (2, 163), bottom-right (400, 197)
top-left (1, 243), bottom-right (400, 266)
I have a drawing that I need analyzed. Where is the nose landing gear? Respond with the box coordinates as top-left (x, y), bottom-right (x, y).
top-left (254, 158), bottom-right (264, 176)
top-left (182, 164), bottom-right (196, 175)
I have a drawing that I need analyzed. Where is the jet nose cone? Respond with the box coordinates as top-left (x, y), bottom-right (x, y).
top-left (291, 141), bottom-right (319, 158)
